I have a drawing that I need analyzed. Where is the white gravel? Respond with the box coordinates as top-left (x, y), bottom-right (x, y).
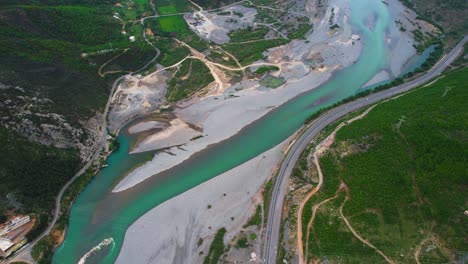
top-left (127, 120), bottom-right (167, 134)
top-left (112, 0), bottom-right (362, 193)
top-left (363, 70), bottom-right (390, 87)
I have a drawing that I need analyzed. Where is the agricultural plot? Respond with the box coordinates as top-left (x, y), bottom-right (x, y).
top-left (156, 15), bottom-right (189, 33)
top-left (155, 0), bottom-right (195, 13)
top-left (157, 5), bottom-right (178, 15)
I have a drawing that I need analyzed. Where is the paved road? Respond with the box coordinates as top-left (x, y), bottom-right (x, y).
top-left (263, 35), bottom-right (467, 264)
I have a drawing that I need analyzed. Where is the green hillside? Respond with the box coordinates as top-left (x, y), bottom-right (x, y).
top-left (302, 68), bottom-right (468, 263)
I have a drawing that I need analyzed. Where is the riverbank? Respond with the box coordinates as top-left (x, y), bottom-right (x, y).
top-left (112, 0), bottom-right (363, 192)
top-left (111, 0), bottom-right (430, 194)
top-left (28, 133), bottom-right (119, 263)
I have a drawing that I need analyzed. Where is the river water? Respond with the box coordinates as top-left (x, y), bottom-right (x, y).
top-left (53, 1), bottom-right (398, 263)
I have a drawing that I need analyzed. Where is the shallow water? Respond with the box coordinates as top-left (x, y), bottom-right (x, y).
top-left (53, 1), bottom-right (397, 263)
top-left (401, 45), bottom-right (436, 75)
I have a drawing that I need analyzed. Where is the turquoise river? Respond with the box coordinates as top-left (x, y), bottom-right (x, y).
top-left (53, 0), bottom-right (406, 263)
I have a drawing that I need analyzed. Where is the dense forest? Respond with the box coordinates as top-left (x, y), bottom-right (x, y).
top-left (0, 128), bottom-right (80, 219)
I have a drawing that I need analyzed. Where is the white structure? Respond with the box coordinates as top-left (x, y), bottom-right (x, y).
top-left (249, 252), bottom-right (257, 262)
top-left (129, 36), bottom-right (136, 42)
top-left (351, 34), bottom-right (360, 40)
top-left (0, 238), bottom-right (14, 257)
top-left (9, 216), bottom-right (30, 232)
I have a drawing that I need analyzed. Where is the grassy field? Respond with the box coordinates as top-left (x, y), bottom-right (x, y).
top-left (155, 0), bottom-right (194, 13)
top-left (302, 68), bottom-right (468, 263)
top-left (158, 5), bottom-right (178, 14)
top-left (244, 205), bottom-right (262, 227)
top-left (204, 228), bottom-right (227, 264)
top-left (149, 12), bottom-right (207, 52)
top-left (157, 15), bottom-right (189, 33)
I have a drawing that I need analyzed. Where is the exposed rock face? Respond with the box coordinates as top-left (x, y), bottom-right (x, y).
top-left (0, 81), bottom-right (101, 162)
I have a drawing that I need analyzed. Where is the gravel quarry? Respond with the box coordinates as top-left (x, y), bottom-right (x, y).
top-left (184, 5), bottom-right (258, 44)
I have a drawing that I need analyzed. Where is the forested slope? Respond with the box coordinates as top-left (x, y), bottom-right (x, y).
top-left (303, 68), bottom-right (467, 263)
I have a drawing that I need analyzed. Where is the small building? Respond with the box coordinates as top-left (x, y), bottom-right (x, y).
top-left (129, 36), bottom-right (136, 42)
top-left (9, 216), bottom-right (30, 231)
top-left (115, 2), bottom-right (122, 7)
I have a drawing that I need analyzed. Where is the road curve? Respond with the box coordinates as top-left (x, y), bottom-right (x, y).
top-left (263, 35), bottom-right (467, 264)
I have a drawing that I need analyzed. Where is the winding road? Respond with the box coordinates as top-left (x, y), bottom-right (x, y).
top-left (2, 33), bottom-right (162, 264)
top-left (263, 35), bottom-right (467, 264)
top-left (2, 73), bottom-right (126, 264)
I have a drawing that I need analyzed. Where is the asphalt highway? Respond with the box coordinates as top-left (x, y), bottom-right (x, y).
top-left (263, 35), bottom-right (467, 264)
